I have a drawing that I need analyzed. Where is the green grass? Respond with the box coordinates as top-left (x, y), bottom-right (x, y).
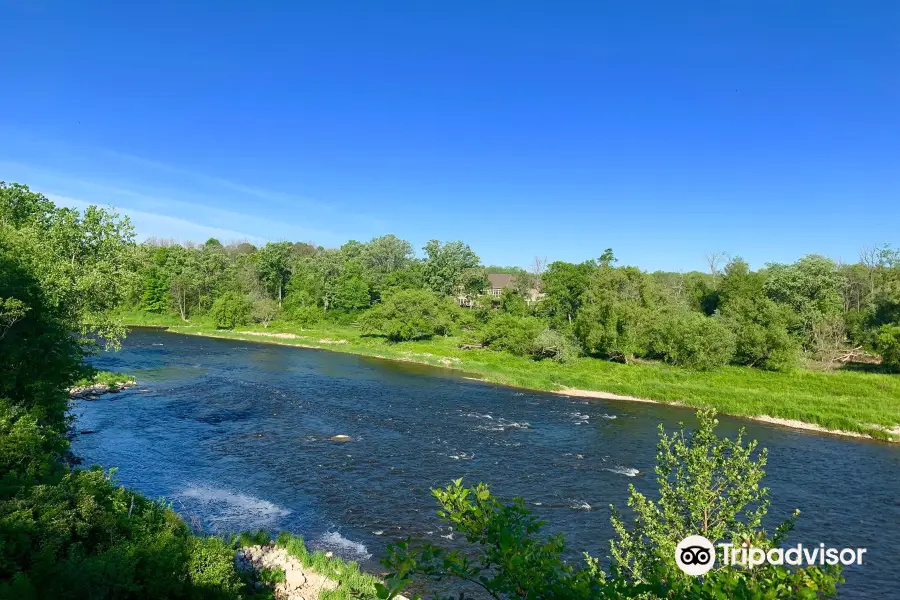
top-left (231, 531), bottom-right (382, 599)
top-left (151, 319), bottom-right (900, 441)
top-left (113, 309), bottom-right (213, 327)
top-left (274, 532), bottom-right (382, 600)
top-left (73, 370), bottom-right (136, 388)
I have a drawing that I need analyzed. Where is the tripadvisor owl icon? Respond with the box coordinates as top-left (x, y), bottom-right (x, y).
top-left (676, 535), bottom-right (716, 576)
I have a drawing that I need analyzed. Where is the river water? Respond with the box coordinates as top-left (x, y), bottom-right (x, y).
top-left (71, 328), bottom-right (900, 598)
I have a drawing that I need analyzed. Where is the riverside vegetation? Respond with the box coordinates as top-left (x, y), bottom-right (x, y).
top-left (49, 168), bottom-right (896, 438)
top-left (0, 180), bottom-right (873, 597)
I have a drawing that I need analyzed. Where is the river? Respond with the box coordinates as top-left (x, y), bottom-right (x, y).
top-left (70, 328), bottom-right (900, 598)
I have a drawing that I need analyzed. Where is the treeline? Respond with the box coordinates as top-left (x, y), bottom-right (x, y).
top-left (120, 204), bottom-right (898, 373)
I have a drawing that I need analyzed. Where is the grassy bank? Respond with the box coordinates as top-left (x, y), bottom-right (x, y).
top-left (143, 320), bottom-right (900, 442)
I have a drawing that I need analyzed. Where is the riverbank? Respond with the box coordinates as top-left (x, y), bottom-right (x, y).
top-left (140, 322), bottom-right (900, 443)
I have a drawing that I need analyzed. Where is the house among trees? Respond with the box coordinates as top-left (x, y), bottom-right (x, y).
top-left (458, 273), bottom-right (544, 307)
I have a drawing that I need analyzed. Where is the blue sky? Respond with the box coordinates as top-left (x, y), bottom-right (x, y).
top-left (1, 1), bottom-right (897, 272)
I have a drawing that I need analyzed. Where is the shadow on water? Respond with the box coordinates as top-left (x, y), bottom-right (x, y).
top-left (71, 328), bottom-right (900, 599)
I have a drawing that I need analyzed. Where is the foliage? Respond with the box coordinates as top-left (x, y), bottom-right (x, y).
top-left (647, 310), bottom-right (736, 370)
top-left (479, 314), bottom-right (544, 357)
top-left (875, 325), bottom-right (900, 369)
top-left (0, 184), bottom-right (253, 600)
top-left (251, 298), bottom-right (280, 328)
top-left (498, 288), bottom-right (528, 316)
top-left (532, 328), bottom-right (580, 363)
top-left (423, 240), bottom-right (485, 298)
top-left (211, 292), bottom-right (252, 330)
top-left (381, 411), bottom-right (843, 599)
top-left (764, 255), bottom-right (844, 347)
top-left (361, 289), bottom-right (451, 341)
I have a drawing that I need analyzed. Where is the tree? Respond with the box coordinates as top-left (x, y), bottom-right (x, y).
top-left (361, 234), bottom-right (414, 286)
top-left (574, 265), bottom-right (660, 362)
top-left (360, 289), bottom-right (451, 341)
top-left (764, 255), bottom-right (845, 346)
top-left (256, 241), bottom-right (293, 305)
top-left (539, 261), bottom-right (594, 327)
top-left (480, 314), bottom-right (544, 357)
top-left (0, 184), bottom-right (136, 347)
top-left (648, 309), bottom-right (736, 369)
top-left (210, 292), bottom-right (251, 329)
top-left (875, 325), bottom-right (900, 369)
top-left (422, 240), bottom-right (483, 297)
top-left (252, 298), bottom-right (280, 328)
top-left (717, 259), bottom-right (799, 371)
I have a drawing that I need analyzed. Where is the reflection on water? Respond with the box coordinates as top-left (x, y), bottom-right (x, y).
top-left (71, 328), bottom-right (900, 598)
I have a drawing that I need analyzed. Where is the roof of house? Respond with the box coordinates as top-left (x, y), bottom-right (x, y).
top-left (487, 273), bottom-right (515, 289)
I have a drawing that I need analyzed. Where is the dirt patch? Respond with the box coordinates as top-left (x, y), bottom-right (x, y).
top-left (318, 338), bottom-right (348, 344)
top-left (552, 387), bottom-right (660, 404)
top-left (236, 544), bottom-right (337, 600)
top-left (238, 331), bottom-right (301, 339)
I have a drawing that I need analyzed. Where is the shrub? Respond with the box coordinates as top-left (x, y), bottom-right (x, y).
top-left (479, 314), bottom-right (544, 357)
top-left (718, 297), bottom-right (799, 371)
top-left (875, 324), bottom-right (900, 369)
top-left (187, 536), bottom-right (245, 599)
top-left (381, 410), bottom-right (844, 599)
top-left (648, 310), bottom-right (736, 369)
top-left (574, 300), bottom-right (653, 362)
top-left (499, 288), bottom-right (528, 316)
top-left (288, 304), bottom-right (323, 327)
top-left (210, 292), bottom-right (251, 330)
top-left (251, 298), bottom-right (280, 328)
top-left (360, 289), bottom-right (450, 341)
top-left (532, 328), bottom-right (580, 363)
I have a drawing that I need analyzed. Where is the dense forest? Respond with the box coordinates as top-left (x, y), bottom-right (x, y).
top-left (28, 178), bottom-right (892, 373)
top-left (0, 179), bottom-right (851, 600)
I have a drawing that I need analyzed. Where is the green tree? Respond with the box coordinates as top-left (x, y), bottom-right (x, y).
top-left (361, 234), bottom-right (414, 286)
top-left (764, 255), bottom-right (845, 346)
top-left (422, 240), bottom-right (483, 297)
top-left (480, 314), bottom-right (544, 357)
top-left (875, 325), bottom-right (900, 369)
top-left (717, 259), bottom-right (799, 371)
top-left (360, 289), bottom-right (451, 341)
top-left (257, 241), bottom-right (293, 305)
top-left (648, 309), bottom-right (736, 369)
top-left (539, 261), bottom-right (594, 327)
top-left (574, 265), bottom-right (660, 362)
top-left (210, 292), bottom-right (251, 329)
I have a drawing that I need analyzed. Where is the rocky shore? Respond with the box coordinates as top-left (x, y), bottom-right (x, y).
top-left (69, 379), bottom-right (136, 399)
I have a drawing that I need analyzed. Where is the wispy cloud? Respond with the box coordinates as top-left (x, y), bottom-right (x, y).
top-left (0, 131), bottom-right (386, 245)
top-left (48, 193), bottom-right (266, 244)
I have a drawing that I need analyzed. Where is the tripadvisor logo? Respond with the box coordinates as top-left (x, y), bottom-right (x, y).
top-left (675, 535), bottom-right (868, 576)
top-left (675, 535), bottom-right (716, 576)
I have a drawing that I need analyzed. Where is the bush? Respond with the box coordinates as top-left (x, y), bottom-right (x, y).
top-left (288, 304), bottom-right (323, 327)
top-left (381, 411), bottom-right (844, 599)
top-left (532, 328), bottom-right (580, 363)
top-left (251, 298), bottom-right (280, 328)
top-left (360, 289), bottom-right (451, 341)
top-left (187, 536), bottom-right (245, 599)
top-left (574, 300), bottom-right (652, 362)
top-left (718, 297), bottom-right (799, 371)
top-left (875, 324), bottom-right (900, 369)
top-left (210, 292), bottom-right (251, 330)
top-left (479, 314), bottom-right (544, 357)
top-left (648, 310), bottom-right (736, 369)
